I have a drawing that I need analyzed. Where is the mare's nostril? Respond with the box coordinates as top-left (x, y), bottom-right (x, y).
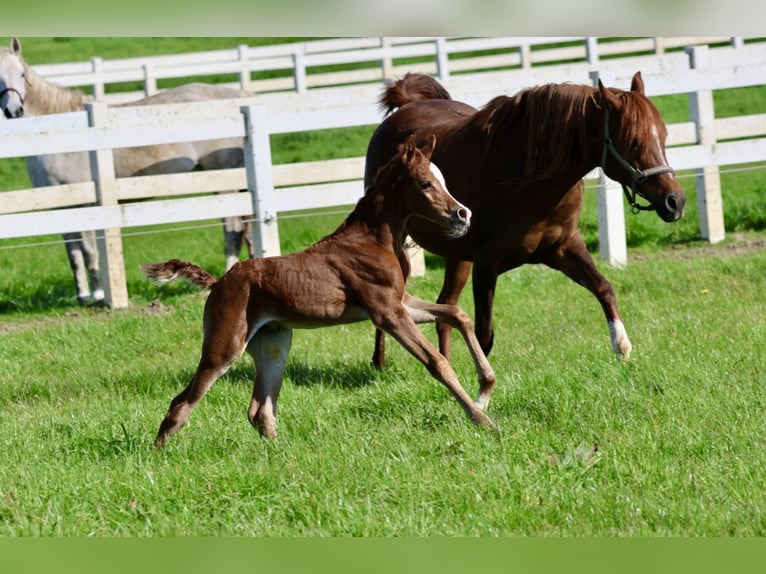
top-left (457, 207), bottom-right (471, 223)
top-left (666, 194), bottom-right (677, 212)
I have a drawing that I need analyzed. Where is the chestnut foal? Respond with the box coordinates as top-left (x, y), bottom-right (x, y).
top-left (143, 137), bottom-right (497, 446)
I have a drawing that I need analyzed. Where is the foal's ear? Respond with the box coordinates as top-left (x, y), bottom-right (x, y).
top-left (11, 37), bottom-right (22, 56)
top-left (630, 71), bottom-right (645, 96)
top-left (420, 134), bottom-right (436, 160)
top-left (598, 79), bottom-right (623, 112)
top-left (401, 135), bottom-right (418, 165)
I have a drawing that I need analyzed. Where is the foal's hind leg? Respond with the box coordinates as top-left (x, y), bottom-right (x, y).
top-left (155, 325), bottom-right (247, 447)
top-left (246, 327), bottom-right (293, 439)
top-left (403, 293), bottom-right (496, 410)
top-left (544, 236), bottom-right (632, 361)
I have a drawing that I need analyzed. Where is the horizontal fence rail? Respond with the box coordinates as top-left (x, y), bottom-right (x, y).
top-left (1, 39), bottom-right (765, 307)
top-left (29, 36), bottom-right (757, 102)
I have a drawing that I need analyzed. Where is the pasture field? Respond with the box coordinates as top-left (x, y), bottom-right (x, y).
top-left (1, 38), bottom-right (765, 537)
top-left (1, 212), bottom-right (765, 535)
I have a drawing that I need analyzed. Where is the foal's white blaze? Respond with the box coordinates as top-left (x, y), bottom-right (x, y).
top-left (608, 319), bottom-right (632, 361)
top-left (429, 161), bottom-right (472, 222)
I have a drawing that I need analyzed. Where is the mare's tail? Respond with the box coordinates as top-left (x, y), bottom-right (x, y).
top-left (379, 73), bottom-right (452, 115)
top-left (141, 259), bottom-right (218, 289)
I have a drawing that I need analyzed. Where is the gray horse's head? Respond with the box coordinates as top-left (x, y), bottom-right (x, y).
top-left (0, 37), bottom-right (26, 119)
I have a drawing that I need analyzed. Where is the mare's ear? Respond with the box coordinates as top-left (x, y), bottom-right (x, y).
top-left (11, 37), bottom-right (21, 56)
top-left (598, 79), bottom-right (623, 112)
top-left (630, 71), bottom-right (645, 96)
top-left (420, 134), bottom-right (436, 160)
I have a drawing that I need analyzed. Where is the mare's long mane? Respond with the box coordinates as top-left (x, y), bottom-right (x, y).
top-left (474, 83), bottom-right (600, 191)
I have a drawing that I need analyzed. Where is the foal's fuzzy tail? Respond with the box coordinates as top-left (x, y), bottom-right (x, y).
top-left (141, 259), bottom-right (218, 289)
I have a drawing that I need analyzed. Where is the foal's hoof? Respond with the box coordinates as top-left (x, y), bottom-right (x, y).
top-left (471, 409), bottom-right (500, 436)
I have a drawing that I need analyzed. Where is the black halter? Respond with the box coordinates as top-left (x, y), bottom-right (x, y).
top-left (600, 107), bottom-right (675, 214)
top-left (0, 86), bottom-right (25, 118)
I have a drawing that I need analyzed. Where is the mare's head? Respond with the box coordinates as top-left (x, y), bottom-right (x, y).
top-left (599, 71), bottom-right (685, 222)
top-left (0, 38), bottom-right (26, 119)
top-left (394, 135), bottom-right (471, 238)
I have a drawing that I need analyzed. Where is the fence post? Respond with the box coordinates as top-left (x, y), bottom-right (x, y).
top-left (237, 44), bottom-right (251, 91)
top-left (85, 101), bottom-right (129, 309)
top-left (590, 71), bottom-right (627, 266)
top-left (596, 174), bottom-right (628, 266)
top-left (380, 37), bottom-right (394, 80)
top-left (143, 63), bottom-right (157, 97)
top-left (585, 37), bottom-right (599, 65)
top-left (293, 49), bottom-right (307, 94)
top-left (685, 45), bottom-right (725, 243)
top-left (90, 57), bottom-right (104, 100)
top-left (435, 38), bottom-right (450, 82)
top-left (241, 104), bottom-right (281, 258)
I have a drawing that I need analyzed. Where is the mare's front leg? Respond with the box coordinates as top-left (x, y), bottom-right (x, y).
top-left (403, 293), bottom-right (495, 410)
top-left (543, 235), bottom-right (632, 361)
top-left (374, 304), bottom-right (498, 432)
top-left (434, 258), bottom-right (472, 360)
top-left (246, 326), bottom-right (293, 439)
top-left (471, 259), bottom-right (500, 357)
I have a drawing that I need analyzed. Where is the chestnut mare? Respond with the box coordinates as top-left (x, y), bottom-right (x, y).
top-left (142, 137), bottom-right (497, 446)
top-left (368, 72), bottom-right (686, 368)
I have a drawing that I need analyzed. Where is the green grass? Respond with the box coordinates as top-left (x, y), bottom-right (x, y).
top-left (1, 231), bottom-right (765, 536)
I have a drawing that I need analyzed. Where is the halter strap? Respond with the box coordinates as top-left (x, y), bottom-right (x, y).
top-left (600, 107), bottom-right (675, 214)
top-left (0, 86), bottom-right (25, 102)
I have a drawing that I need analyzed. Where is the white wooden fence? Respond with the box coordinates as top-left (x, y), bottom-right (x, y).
top-left (31, 36), bottom-right (754, 102)
top-left (1, 40), bottom-right (765, 308)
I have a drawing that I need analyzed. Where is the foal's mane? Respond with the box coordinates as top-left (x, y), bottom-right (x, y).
top-left (473, 82), bottom-right (601, 190)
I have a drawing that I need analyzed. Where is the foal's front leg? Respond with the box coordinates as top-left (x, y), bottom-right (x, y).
top-left (403, 293), bottom-right (495, 410)
top-left (375, 304), bottom-right (498, 432)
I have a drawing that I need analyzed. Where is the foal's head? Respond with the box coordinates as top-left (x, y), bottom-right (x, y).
top-left (0, 38), bottom-right (26, 119)
top-left (599, 72), bottom-right (686, 222)
top-left (391, 135), bottom-right (471, 238)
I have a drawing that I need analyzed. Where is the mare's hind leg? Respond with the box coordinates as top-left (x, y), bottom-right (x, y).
top-left (373, 304), bottom-right (497, 432)
top-left (403, 293), bottom-right (496, 410)
top-left (543, 236), bottom-right (632, 361)
top-left (372, 243), bottom-right (411, 369)
top-left (471, 259), bottom-right (501, 356)
top-left (434, 258), bottom-right (472, 360)
top-left (246, 327), bottom-right (293, 439)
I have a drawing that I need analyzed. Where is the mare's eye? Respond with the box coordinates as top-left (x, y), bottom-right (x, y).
top-left (419, 180), bottom-right (432, 190)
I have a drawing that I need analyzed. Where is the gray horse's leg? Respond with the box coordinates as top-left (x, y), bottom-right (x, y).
top-left (63, 232), bottom-right (93, 304)
top-left (82, 230), bottom-right (104, 303)
top-left (223, 214), bottom-right (246, 271)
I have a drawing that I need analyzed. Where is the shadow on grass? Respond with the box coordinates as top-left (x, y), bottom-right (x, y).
top-left (225, 358), bottom-right (381, 390)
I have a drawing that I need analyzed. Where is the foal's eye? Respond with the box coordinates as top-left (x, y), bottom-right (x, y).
top-left (419, 180), bottom-right (432, 190)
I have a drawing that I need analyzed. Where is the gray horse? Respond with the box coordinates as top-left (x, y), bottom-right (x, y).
top-left (0, 37), bottom-right (254, 304)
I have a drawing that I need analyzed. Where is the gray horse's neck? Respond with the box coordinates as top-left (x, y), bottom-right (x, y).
top-left (23, 60), bottom-right (88, 116)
